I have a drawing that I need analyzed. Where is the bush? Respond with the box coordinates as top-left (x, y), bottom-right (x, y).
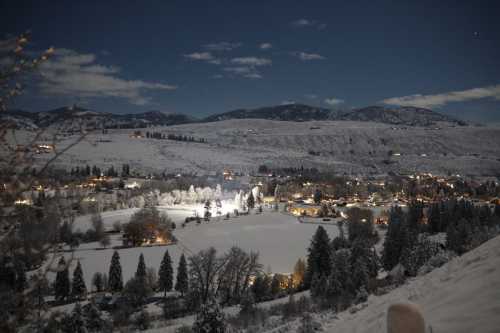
top-left (133, 309), bottom-right (151, 331)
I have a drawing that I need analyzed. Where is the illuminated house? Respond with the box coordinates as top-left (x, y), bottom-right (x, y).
top-left (288, 204), bottom-right (321, 217)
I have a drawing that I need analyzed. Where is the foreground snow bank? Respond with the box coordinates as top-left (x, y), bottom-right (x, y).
top-left (315, 234), bottom-right (500, 333)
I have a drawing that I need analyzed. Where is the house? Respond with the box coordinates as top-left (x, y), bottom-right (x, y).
top-left (288, 203), bottom-right (322, 217)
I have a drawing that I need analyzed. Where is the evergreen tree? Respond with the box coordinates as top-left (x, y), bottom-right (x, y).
top-left (55, 257), bottom-right (70, 301)
top-left (192, 299), bottom-right (226, 333)
top-left (136, 253), bottom-right (147, 280)
top-left (270, 274), bottom-right (282, 297)
top-left (310, 273), bottom-right (329, 300)
top-left (158, 250), bottom-right (174, 297)
top-left (305, 226), bottom-right (331, 288)
top-left (91, 272), bottom-right (103, 292)
top-left (251, 273), bottom-right (270, 302)
top-left (175, 253), bottom-right (188, 296)
top-left (246, 192), bottom-right (255, 209)
top-left (381, 206), bottom-right (405, 270)
top-left (83, 301), bottom-right (106, 332)
top-left (71, 261), bottom-right (87, 300)
top-left (61, 302), bottom-right (87, 333)
top-left (108, 251), bottom-right (123, 292)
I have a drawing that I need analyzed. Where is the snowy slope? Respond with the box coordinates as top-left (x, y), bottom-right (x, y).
top-left (21, 119), bottom-right (500, 176)
top-left (275, 234), bottom-right (500, 333)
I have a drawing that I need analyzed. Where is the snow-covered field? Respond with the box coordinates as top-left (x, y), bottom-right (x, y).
top-left (54, 208), bottom-right (339, 288)
top-left (15, 120), bottom-right (500, 176)
top-left (267, 234), bottom-right (500, 333)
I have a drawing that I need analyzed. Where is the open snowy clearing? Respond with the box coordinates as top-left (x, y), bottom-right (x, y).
top-left (53, 208), bottom-right (340, 287)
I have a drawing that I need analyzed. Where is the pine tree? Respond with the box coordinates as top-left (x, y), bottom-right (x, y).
top-left (108, 251), bottom-right (123, 292)
top-left (382, 206), bottom-right (405, 270)
top-left (83, 301), bottom-right (105, 332)
top-left (192, 299), bottom-right (226, 333)
top-left (55, 257), bottom-right (70, 301)
top-left (158, 249), bottom-right (173, 297)
top-left (61, 302), bottom-right (87, 333)
top-left (270, 274), bottom-right (281, 297)
top-left (71, 261), bottom-right (87, 300)
top-left (175, 253), bottom-right (188, 295)
top-left (305, 226), bottom-right (331, 288)
top-left (136, 253), bottom-right (147, 280)
top-left (246, 192), bottom-right (255, 209)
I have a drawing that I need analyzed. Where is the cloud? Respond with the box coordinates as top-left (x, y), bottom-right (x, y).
top-left (381, 84), bottom-right (500, 108)
top-left (259, 43), bottom-right (273, 50)
top-left (212, 74), bottom-right (224, 79)
top-left (292, 52), bottom-right (326, 61)
top-left (243, 73), bottom-right (262, 79)
top-left (231, 57), bottom-right (272, 66)
top-left (184, 52), bottom-right (215, 61)
top-left (203, 42), bottom-right (242, 51)
top-left (291, 19), bottom-right (327, 30)
top-left (324, 98), bottom-right (344, 106)
top-left (223, 66), bottom-right (252, 74)
top-left (38, 48), bottom-right (176, 105)
top-left (223, 66), bottom-right (263, 79)
top-left (184, 51), bottom-right (222, 65)
top-left (281, 100), bottom-right (296, 105)
top-left (305, 94), bottom-right (318, 99)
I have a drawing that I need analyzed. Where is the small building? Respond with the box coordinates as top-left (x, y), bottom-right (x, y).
top-left (288, 203), bottom-right (322, 217)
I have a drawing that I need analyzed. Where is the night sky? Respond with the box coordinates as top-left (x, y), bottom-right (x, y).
top-left (1, 0), bottom-right (499, 122)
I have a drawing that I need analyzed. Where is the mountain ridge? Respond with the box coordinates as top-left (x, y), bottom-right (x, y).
top-left (1, 103), bottom-right (467, 129)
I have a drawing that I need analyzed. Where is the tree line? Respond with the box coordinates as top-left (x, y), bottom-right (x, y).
top-left (146, 131), bottom-right (207, 143)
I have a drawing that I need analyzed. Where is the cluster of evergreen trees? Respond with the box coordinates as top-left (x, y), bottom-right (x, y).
top-left (69, 164), bottom-right (131, 178)
top-left (382, 199), bottom-right (500, 277)
top-left (53, 250), bottom-right (188, 304)
top-left (145, 131), bottom-right (207, 143)
top-left (307, 222), bottom-right (379, 310)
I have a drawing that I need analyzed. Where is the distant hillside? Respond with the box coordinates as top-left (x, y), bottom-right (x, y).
top-left (203, 103), bottom-right (334, 122)
top-left (203, 104), bottom-right (467, 127)
top-left (1, 106), bottom-right (195, 130)
top-left (339, 106), bottom-right (467, 127)
top-left (2, 103), bottom-right (468, 130)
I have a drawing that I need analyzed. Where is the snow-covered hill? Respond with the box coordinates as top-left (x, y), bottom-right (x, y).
top-left (24, 119), bottom-right (500, 176)
top-left (280, 234), bottom-right (500, 333)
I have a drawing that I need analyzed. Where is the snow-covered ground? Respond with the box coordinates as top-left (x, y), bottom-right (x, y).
top-left (266, 234), bottom-right (500, 333)
top-left (53, 208), bottom-right (339, 288)
top-left (12, 119), bottom-right (500, 176)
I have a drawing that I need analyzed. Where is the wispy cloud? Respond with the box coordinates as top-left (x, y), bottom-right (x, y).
top-left (184, 51), bottom-right (222, 65)
top-left (38, 48), bottom-right (176, 105)
top-left (324, 98), bottom-right (344, 106)
top-left (305, 94), bottom-right (318, 99)
top-left (292, 51), bottom-right (326, 61)
top-left (259, 43), bottom-right (273, 50)
top-left (281, 100), bottom-right (296, 105)
top-left (381, 84), bottom-right (500, 108)
top-left (291, 18), bottom-right (327, 30)
top-left (231, 57), bottom-right (272, 66)
top-left (203, 42), bottom-right (242, 51)
top-left (223, 66), bottom-right (263, 79)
